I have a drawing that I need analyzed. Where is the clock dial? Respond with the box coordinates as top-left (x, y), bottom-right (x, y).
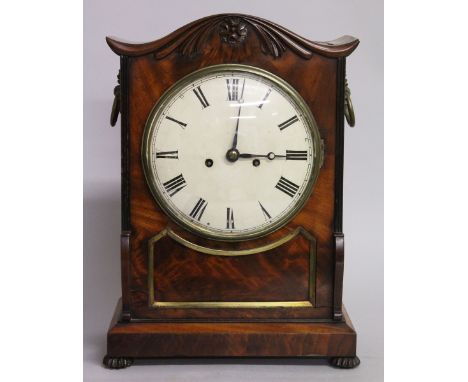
top-left (142, 64), bottom-right (322, 240)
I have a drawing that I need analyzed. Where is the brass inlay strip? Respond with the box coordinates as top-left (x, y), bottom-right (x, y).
top-left (161, 227), bottom-right (301, 257)
top-left (153, 301), bottom-right (313, 308)
top-left (147, 227), bottom-right (317, 309)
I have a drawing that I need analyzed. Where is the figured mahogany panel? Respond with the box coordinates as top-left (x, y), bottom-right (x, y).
top-left (151, 229), bottom-right (313, 303)
top-left (107, 14), bottom-right (358, 321)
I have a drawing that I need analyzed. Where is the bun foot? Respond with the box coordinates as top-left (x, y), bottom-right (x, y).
top-left (328, 356), bottom-right (360, 369)
top-left (103, 355), bottom-right (133, 369)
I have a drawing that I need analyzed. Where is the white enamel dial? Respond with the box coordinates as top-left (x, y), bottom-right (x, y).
top-left (142, 65), bottom-right (322, 240)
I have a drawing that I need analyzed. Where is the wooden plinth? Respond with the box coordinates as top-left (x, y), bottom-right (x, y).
top-left (104, 299), bottom-right (357, 364)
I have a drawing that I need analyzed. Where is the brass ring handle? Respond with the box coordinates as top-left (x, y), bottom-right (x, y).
top-left (344, 79), bottom-right (355, 127)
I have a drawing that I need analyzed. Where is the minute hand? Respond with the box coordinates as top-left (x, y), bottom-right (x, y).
top-left (231, 79), bottom-right (246, 149)
top-left (239, 152), bottom-right (286, 160)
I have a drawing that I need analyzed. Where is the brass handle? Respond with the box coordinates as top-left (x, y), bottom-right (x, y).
top-left (344, 79), bottom-right (355, 127)
top-left (110, 71), bottom-right (121, 127)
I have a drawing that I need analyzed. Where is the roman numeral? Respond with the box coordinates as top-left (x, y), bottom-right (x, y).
top-left (163, 174), bottom-right (186, 197)
top-left (156, 150), bottom-right (178, 159)
top-left (258, 201), bottom-right (271, 220)
top-left (278, 115), bottom-right (299, 131)
top-left (189, 198), bottom-right (208, 221)
top-left (193, 86), bottom-right (209, 108)
top-left (275, 176), bottom-right (300, 198)
top-left (286, 150), bottom-right (308, 161)
top-left (165, 116), bottom-right (187, 128)
top-left (226, 207), bottom-right (235, 229)
top-left (226, 78), bottom-right (239, 101)
top-left (258, 89), bottom-right (271, 109)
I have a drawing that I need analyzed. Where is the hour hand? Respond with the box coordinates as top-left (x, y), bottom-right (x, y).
top-left (238, 152), bottom-right (286, 160)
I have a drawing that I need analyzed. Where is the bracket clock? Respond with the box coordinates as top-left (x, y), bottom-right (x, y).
top-left (103, 14), bottom-right (359, 369)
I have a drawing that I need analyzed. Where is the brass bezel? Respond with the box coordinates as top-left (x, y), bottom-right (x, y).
top-left (141, 64), bottom-right (323, 241)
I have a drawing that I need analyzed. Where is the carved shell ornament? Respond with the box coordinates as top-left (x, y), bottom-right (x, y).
top-left (106, 14), bottom-right (359, 60)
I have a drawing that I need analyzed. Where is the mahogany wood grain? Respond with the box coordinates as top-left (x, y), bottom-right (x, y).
top-left (104, 13), bottom-right (359, 366)
top-left (124, 47), bottom-right (338, 320)
top-left (106, 299), bottom-right (357, 358)
top-left (152, 233), bottom-right (311, 302)
top-left (106, 14), bottom-right (358, 59)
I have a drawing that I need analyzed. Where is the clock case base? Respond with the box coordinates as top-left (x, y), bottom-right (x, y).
top-left (103, 299), bottom-right (358, 369)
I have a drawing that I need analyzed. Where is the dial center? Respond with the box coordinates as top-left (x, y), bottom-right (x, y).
top-left (225, 148), bottom-right (239, 162)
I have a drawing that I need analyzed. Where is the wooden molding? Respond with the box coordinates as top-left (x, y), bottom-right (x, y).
top-left (333, 233), bottom-right (345, 320)
top-left (332, 58), bottom-right (346, 321)
top-left (120, 230), bottom-right (132, 322)
top-left (106, 14), bottom-right (359, 59)
top-left (105, 299), bottom-right (357, 360)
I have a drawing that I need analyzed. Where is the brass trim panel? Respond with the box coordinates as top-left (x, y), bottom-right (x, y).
top-left (150, 227), bottom-right (302, 257)
top-left (153, 301), bottom-right (312, 308)
top-left (147, 227), bottom-right (317, 309)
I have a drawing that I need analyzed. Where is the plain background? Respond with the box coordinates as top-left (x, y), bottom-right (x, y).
top-left (84, 0), bottom-right (383, 381)
top-left (4, 2), bottom-right (468, 382)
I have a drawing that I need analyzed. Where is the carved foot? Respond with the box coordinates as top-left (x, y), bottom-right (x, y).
top-left (103, 355), bottom-right (133, 369)
top-left (328, 356), bottom-right (360, 369)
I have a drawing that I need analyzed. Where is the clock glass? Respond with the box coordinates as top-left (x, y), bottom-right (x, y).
top-left (142, 64), bottom-right (322, 240)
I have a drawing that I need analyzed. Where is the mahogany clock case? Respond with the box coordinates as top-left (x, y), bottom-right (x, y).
top-left (103, 13), bottom-right (359, 368)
